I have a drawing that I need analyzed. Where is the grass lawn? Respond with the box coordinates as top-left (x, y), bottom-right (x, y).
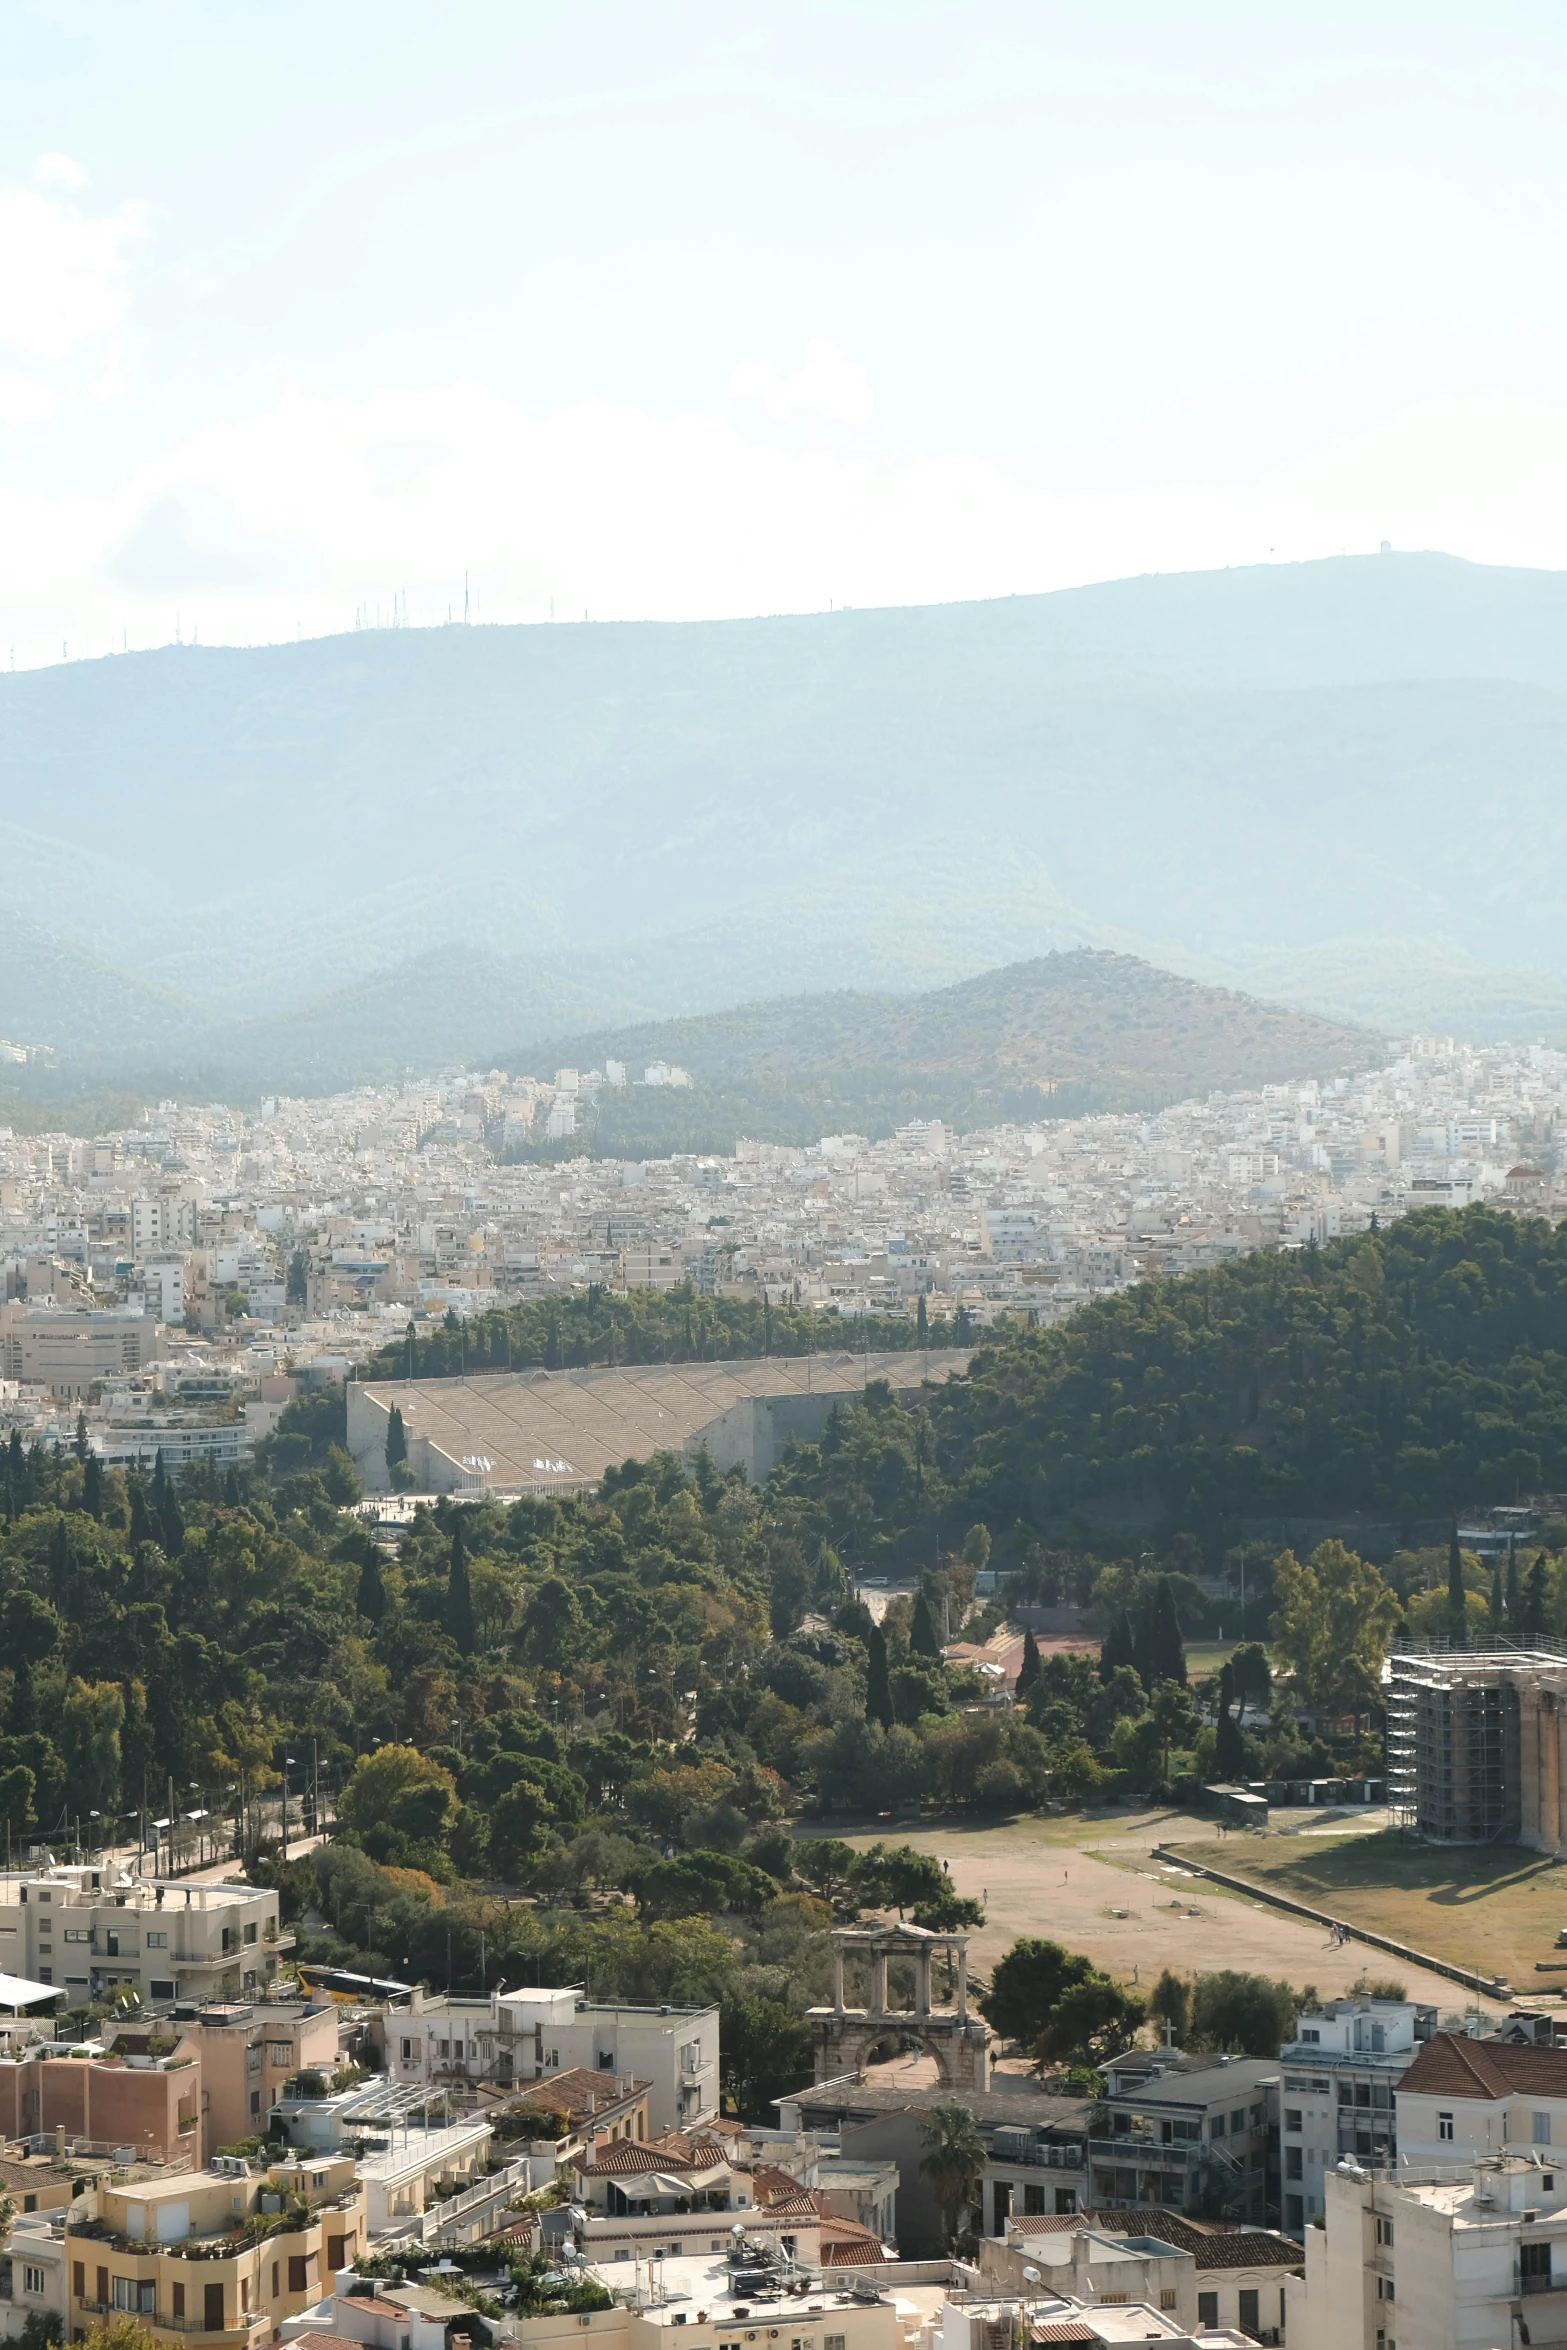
top-left (1184, 1641), bottom-right (1239, 1677)
top-left (1170, 1829), bottom-right (1567, 1989)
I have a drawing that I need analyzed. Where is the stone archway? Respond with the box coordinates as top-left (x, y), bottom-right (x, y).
top-left (808, 1922), bottom-right (990, 2093)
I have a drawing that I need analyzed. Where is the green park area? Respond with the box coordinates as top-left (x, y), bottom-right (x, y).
top-left (1172, 1828), bottom-right (1567, 1993)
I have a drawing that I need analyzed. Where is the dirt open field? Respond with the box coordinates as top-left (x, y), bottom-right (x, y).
top-left (812, 1811), bottom-right (1503, 2025)
top-left (1170, 1829), bottom-right (1567, 1996)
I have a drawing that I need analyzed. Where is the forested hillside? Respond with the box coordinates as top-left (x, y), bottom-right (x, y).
top-left (508, 951), bottom-right (1373, 1152)
top-left (4, 1203), bottom-right (1567, 2097)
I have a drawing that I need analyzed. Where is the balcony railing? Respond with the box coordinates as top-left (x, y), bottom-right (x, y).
top-left (76, 2298), bottom-right (271, 2338)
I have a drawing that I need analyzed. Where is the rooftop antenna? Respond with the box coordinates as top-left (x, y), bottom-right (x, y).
top-left (464, 571), bottom-right (469, 624)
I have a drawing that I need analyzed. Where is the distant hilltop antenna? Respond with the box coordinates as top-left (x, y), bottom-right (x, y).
top-left (464, 570), bottom-right (470, 624)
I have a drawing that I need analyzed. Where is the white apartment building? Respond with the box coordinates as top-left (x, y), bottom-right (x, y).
top-left (1278, 1998), bottom-right (1435, 2233)
top-left (1290, 2150), bottom-right (1567, 2350)
top-left (0, 2209), bottom-right (69, 2343)
top-left (1394, 2031), bottom-right (1567, 2167)
top-left (375, 1986), bottom-right (719, 2134)
top-left (0, 1868), bottom-right (282, 2005)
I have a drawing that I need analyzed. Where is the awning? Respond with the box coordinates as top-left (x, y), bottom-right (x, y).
top-left (0, 1971), bottom-right (64, 2011)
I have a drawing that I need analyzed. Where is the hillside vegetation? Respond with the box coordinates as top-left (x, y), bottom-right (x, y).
top-left (788, 1204), bottom-right (1567, 1563)
top-left (510, 950), bottom-right (1374, 1150)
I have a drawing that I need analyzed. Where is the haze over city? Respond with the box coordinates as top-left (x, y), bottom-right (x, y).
top-left (8, 17), bottom-right (1567, 2350)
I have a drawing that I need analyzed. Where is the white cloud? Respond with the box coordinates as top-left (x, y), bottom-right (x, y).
top-left (730, 338), bottom-right (876, 426)
top-left (34, 153), bottom-right (89, 193)
top-left (0, 183), bottom-right (144, 364)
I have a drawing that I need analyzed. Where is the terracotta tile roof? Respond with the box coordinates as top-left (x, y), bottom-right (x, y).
top-left (573, 2139), bottom-right (696, 2176)
top-left (293, 2331), bottom-right (363, 2350)
top-left (752, 2164), bottom-right (810, 2205)
top-left (1397, 2032), bottom-right (1567, 2103)
top-left (339, 2297), bottom-right (411, 2320)
top-left (817, 2209), bottom-right (889, 2266)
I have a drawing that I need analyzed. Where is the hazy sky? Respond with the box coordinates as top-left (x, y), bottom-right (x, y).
top-left (7, 2), bottom-right (1567, 662)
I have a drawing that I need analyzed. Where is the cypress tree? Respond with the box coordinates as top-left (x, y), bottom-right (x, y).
top-left (357, 1546), bottom-right (387, 1625)
top-left (1100, 1607), bottom-right (1136, 1685)
top-left (1523, 1551), bottom-right (1551, 1648)
top-left (6, 1662), bottom-right (35, 1736)
top-left (1153, 1577), bottom-right (1188, 1685)
top-left (1214, 1659), bottom-right (1247, 1779)
top-left (865, 1623), bottom-right (895, 1729)
top-left (129, 1481), bottom-right (155, 1550)
top-left (161, 1493), bottom-right (185, 1559)
top-left (916, 1294), bottom-right (929, 1342)
top-left (223, 1467), bottom-right (241, 1508)
top-left (153, 1448), bottom-right (169, 1516)
top-left (910, 1589), bottom-right (942, 1658)
top-left (1017, 1626), bottom-right (1041, 1698)
top-left (83, 1453), bottom-right (103, 1519)
top-left (446, 1514), bottom-right (476, 1654)
top-left (1447, 1523), bottom-right (1467, 1644)
top-left (74, 1410), bottom-right (88, 1463)
top-left (385, 1404), bottom-right (408, 1473)
top-left (47, 1518), bottom-right (70, 1611)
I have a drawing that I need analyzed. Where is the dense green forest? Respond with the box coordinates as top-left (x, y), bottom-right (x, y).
top-left (824, 1204), bottom-right (1567, 1554)
top-left (353, 1286), bottom-right (971, 1385)
top-left (7, 1203), bottom-right (1567, 2105)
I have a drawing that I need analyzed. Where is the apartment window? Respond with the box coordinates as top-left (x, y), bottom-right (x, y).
top-left (598, 2050), bottom-right (615, 2071)
top-left (250, 2091), bottom-right (261, 2118)
top-left (37, 1891), bottom-right (50, 1904)
top-left (173, 2285), bottom-right (185, 2321)
top-left (64, 1928), bottom-right (90, 1943)
top-left (1285, 2148), bottom-right (1303, 2180)
top-left (272, 2265), bottom-right (279, 2299)
top-left (401, 2038), bottom-right (419, 2063)
top-left (1438, 2112), bottom-right (1454, 2142)
top-left (269, 2043), bottom-right (292, 2065)
top-left (72, 2265), bottom-right (84, 2302)
top-left (1238, 2290), bottom-right (1259, 2333)
top-left (1230, 2108), bottom-right (1245, 2133)
top-left (1536, 2112), bottom-right (1553, 2145)
top-left (1377, 2276), bottom-right (1396, 2301)
top-left (1197, 2294), bottom-right (1218, 2327)
top-left (245, 1922), bottom-right (258, 1944)
top-left (1285, 2195), bottom-right (1303, 2231)
top-left (1376, 2217), bottom-right (1395, 2247)
top-left (247, 2046), bottom-right (262, 2074)
top-left (35, 1969), bottom-right (49, 1985)
top-left (1210, 2112), bottom-right (1225, 2137)
top-left (23, 2266), bottom-right (44, 2296)
top-left (151, 1980), bottom-right (175, 2000)
top-left (1284, 2109), bottom-right (1302, 2133)
top-left (1300, 2027), bottom-right (1320, 2044)
top-left (1158, 2290), bottom-right (1177, 2312)
top-left (825, 2334), bottom-right (846, 2350)
top-left (147, 1932), bottom-right (168, 1949)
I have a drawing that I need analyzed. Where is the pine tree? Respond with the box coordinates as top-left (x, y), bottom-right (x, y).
top-left (223, 1467), bottom-right (241, 1508)
top-left (446, 1514), bottom-right (476, 1654)
top-left (153, 1448), bottom-right (169, 1516)
top-left (910, 1589), bottom-right (942, 1658)
top-left (865, 1623), bottom-right (895, 1729)
top-left (1017, 1626), bottom-right (1041, 1698)
top-left (1448, 1523), bottom-right (1467, 1644)
top-left (1214, 1660), bottom-right (1247, 1779)
top-left (83, 1452), bottom-right (103, 1519)
top-left (1154, 1577), bottom-right (1188, 1685)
